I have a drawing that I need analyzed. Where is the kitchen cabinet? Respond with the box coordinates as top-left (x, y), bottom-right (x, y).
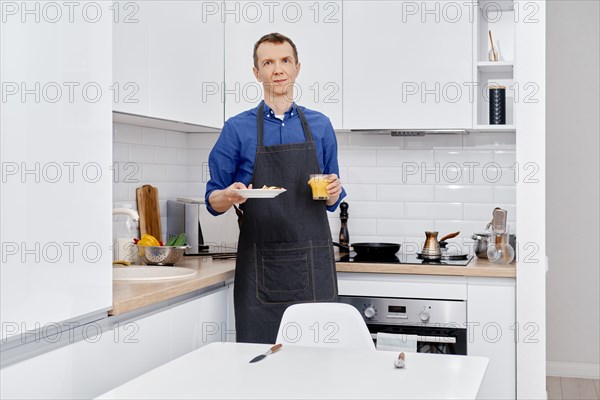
top-left (467, 277), bottom-right (516, 399)
top-left (113, 1), bottom-right (224, 128)
top-left (0, 288), bottom-right (229, 399)
top-left (1, 2), bottom-right (113, 341)
top-left (224, 1), bottom-right (343, 128)
top-left (343, 1), bottom-right (473, 129)
top-left (112, 1), bottom-right (151, 116)
top-left (170, 287), bottom-right (229, 358)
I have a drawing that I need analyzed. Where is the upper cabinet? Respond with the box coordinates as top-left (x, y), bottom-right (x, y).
top-left (224, 1), bottom-right (343, 129)
top-left (113, 1), bottom-right (224, 128)
top-left (343, 1), bottom-right (473, 129)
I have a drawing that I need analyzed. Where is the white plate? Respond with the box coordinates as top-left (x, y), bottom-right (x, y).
top-left (232, 189), bottom-right (287, 198)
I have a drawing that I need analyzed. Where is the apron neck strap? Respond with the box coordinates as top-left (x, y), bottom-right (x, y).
top-left (257, 102), bottom-right (314, 147)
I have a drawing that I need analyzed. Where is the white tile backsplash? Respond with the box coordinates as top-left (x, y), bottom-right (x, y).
top-left (129, 144), bottom-right (155, 163)
top-left (142, 127), bottom-right (167, 147)
top-left (434, 150), bottom-right (493, 165)
top-left (170, 132), bottom-right (189, 149)
top-left (342, 184), bottom-right (377, 201)
top-left (339, 149), bottom-right (377, 167)
top-left (154, 147), bottom-right (178, 164)
top-left (113, 143), bottom-right (129, 162)
top-left (404, 134), bottom-right (462, 150)
top-left (493, 186), bottom-right (516, 203)
top-left (188, 133), bottom-right (219, 149)
top-left (142, 163), bottom-right (167, 181)
top-left (405, 202), bottom-right (463, 220)
top-left (113, 123), bottom-right (515, 248)
top-left (377, 185), bottom-right (434, 202)
top-left (350, 201), bottom-right (405, 219)
top-left (377, 150), bottom-right (435, 166)
top-left (493, 150), bottom-right (516, 167)
top-left (435, 185), bottom-right (494, 203)
top-left (379, 219), bottom-right (434, 236)
top-left (113, 124), bottom-right (143, 144)
top-left (463, 132), bottom-right (516, 148)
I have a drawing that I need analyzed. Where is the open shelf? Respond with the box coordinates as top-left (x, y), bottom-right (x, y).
top-left (477, 61), bottom-right (514, 73)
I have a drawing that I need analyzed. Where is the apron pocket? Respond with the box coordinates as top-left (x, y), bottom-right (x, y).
top-left (255, 241), bottom-right (313, 304)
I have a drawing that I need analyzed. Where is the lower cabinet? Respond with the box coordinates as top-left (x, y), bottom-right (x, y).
top-left (0, 287), bottom-right (229, 400)
top-left (467, 277), bottom-right (516, 400)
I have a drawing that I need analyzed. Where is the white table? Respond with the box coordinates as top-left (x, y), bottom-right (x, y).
top-left (97, 342), bottom-right (488, 399)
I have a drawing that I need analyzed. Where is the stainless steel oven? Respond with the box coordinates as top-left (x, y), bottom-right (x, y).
top-left (339, 296), bottom-right (467, 355)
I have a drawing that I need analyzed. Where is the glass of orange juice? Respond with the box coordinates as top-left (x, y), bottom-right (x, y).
top-left (308, 174), bottom-right (330, 200)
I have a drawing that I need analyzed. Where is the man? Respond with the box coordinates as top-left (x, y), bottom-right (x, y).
top-left (205, 33), bottom-right (346, 344)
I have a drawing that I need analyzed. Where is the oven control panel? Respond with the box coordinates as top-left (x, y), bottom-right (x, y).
top-left (339, 296), bottom-right (466, 326)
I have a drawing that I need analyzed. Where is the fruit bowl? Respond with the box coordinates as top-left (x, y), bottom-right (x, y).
top-left (137, 245), bottom-right (190, 266)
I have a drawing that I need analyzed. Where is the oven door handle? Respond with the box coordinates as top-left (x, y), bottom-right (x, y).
top-left (370, 333), bottom-right (457, 344)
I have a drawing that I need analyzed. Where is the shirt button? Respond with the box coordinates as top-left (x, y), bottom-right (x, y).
top-left (282, 123), bottom-right (285, 126)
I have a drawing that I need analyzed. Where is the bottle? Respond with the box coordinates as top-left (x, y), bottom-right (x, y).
top-left (487, 233), bottom-right (515, 264)
top-left (113, 205), bottom-right (140, 263)
top-left (339, 202), bottom-right (350, 247)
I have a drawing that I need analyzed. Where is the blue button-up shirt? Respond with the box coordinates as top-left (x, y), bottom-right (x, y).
top-left (205, 102), bottom-right (347, 215)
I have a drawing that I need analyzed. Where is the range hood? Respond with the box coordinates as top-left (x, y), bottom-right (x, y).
top-left (350, 129), bottom-right (469, 136)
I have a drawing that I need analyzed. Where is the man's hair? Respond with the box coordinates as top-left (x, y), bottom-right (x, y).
top-left (253, 33), bottom-right (299, 69)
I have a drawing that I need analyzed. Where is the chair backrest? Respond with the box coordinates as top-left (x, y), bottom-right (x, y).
top-left (275, 302), bottom-right (375, 351)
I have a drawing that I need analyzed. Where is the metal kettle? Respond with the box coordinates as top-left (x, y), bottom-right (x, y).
top-left (422, 231), bottom-right (442, 260)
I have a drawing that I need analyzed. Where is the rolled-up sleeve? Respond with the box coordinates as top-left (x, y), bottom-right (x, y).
top-left (205, 122), bottom-right (239, 216)
top-left (321, 120), bottom-right (347, 212)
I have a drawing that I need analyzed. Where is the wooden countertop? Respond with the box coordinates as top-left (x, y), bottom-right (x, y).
top-left (110, 255), bottom-right (514, 316)
top-left (110, 257), bottom-right (236, 316)
top-left (336, 256), bottom-right (516, 278)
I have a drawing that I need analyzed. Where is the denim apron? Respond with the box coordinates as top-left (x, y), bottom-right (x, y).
top-left (234, 103), bottom-right (338, 343)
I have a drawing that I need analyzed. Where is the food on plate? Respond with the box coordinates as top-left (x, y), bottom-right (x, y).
top-left (260, 185), bottom-right (284, 190)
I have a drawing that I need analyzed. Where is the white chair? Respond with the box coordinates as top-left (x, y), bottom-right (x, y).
top-left (275, 302), bottom-right (375, 350)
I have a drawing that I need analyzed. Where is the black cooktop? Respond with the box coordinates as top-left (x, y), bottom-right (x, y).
top-left (335, 252), bottom-right (473, 266)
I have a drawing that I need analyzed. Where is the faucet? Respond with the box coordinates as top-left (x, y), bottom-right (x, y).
top-left (112, 208), bottom-right (140, 222)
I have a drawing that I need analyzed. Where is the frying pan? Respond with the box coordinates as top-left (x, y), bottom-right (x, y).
top-left (333, 242), bottom-right (400, 258)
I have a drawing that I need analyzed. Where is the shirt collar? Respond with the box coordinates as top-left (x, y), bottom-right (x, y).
top-left (257, 101), bottom-right (298, 119)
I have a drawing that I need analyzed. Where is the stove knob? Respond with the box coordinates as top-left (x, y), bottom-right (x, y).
top-left (364, 306), bottom-right (376, 319)
top-left (419, 310), bottom-right (430, 322)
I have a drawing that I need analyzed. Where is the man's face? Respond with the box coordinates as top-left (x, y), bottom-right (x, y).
top-left (253, 41), bottom-right (301, 101)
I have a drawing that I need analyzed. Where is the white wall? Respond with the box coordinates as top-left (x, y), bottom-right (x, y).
top-left (546, 0), bottom-right (600, 378)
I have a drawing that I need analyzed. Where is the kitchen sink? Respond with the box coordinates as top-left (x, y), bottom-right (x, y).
top-left (113, 266), bottom-right (196, 281)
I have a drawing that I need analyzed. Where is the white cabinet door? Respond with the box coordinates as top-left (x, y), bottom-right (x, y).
top-left (1, 2), bottom-right (113, 341)
top-left (147, 1), bottom-right (224, 128)
top-left (112, 1), bottom-right (151, 115)
top-left (171, 289), bottom-right (229, 359)
top-left (224, 1), bottom-right (343, 128)
top-left (343, 1), bottom-right (473, 129)
top-left (0, 310), bottom-right (171, 400)
top-left (467, 277), bottom-right (516, 399)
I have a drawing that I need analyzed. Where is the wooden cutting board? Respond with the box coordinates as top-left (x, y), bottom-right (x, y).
top-left (136, 185), bottom-right (162, 240)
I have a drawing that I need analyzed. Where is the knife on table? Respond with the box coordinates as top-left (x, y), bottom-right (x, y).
top-left (249, 344), bottom-right (282, 363)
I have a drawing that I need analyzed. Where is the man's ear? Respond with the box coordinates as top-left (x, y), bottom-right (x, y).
top-left (295, 62), bottom-right (301, 77)
top-left (253, 67), bottom-right (261, 82)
